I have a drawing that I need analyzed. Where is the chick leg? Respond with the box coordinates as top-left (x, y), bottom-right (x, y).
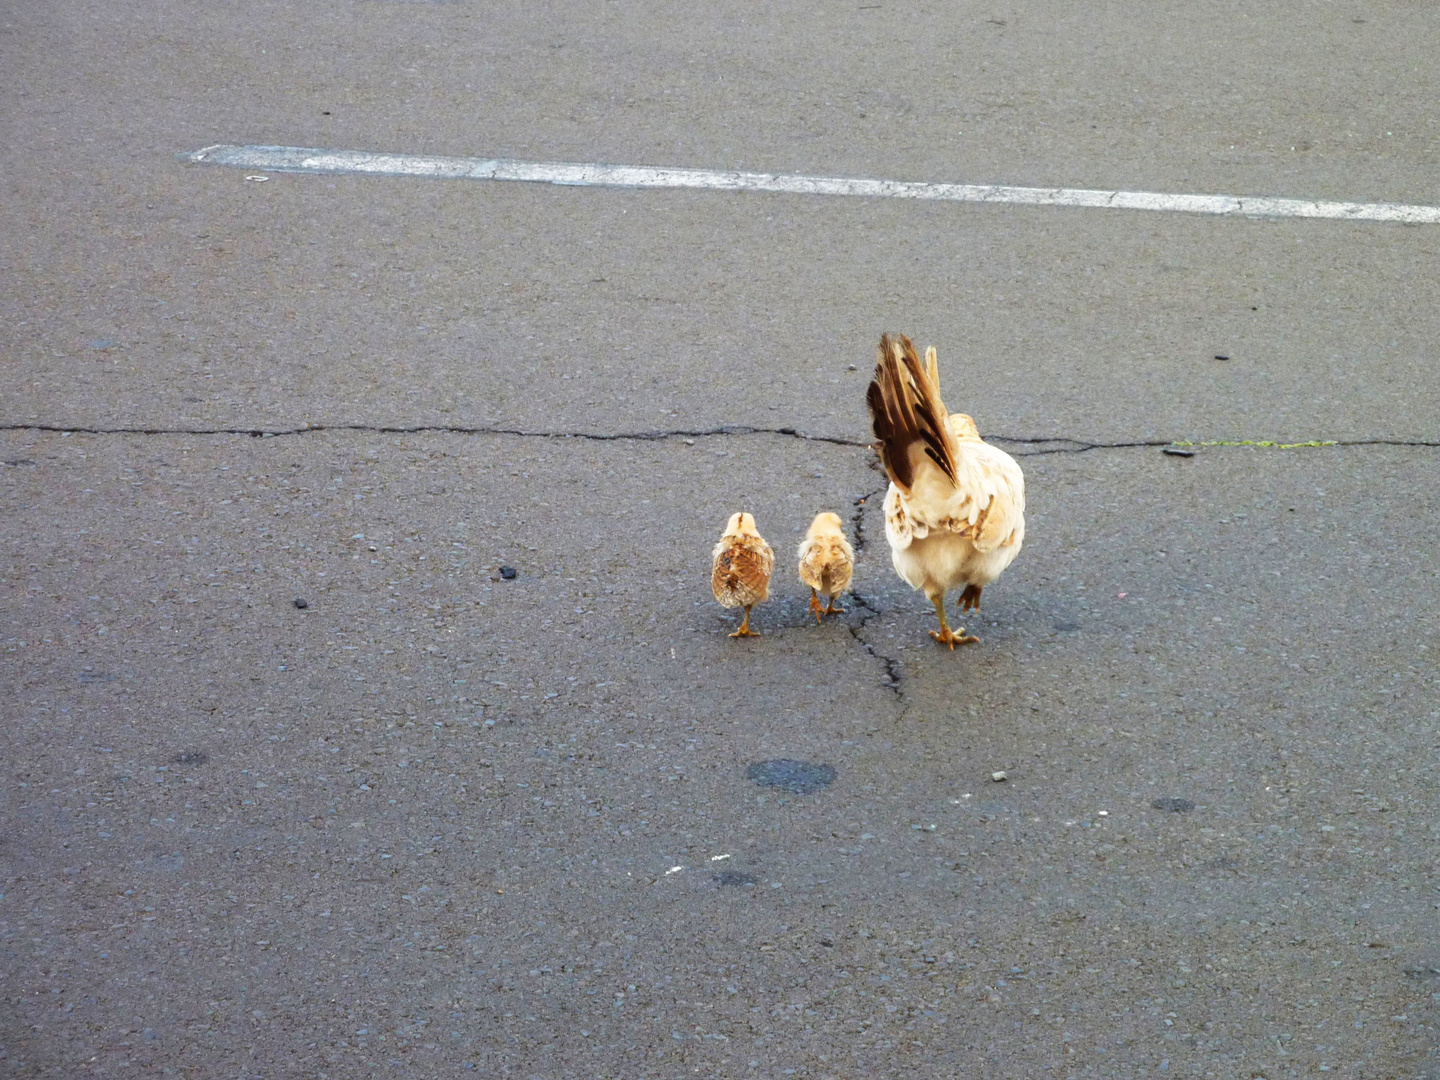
top-left (822, 594), bottom-right (847, 616)
top-left (730, 605), bottom-right (761, 637)
top-left (928, 593), bottom-right (979, 649)
top-left (957, 585), bottom-right (983, 612)
top-left (808, 588), bottom-right (823, 623)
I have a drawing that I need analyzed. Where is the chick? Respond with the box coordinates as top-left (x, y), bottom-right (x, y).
top-left (866, 333), bottom-right (1026, 648)
top-left (797, 512), bottom-right (854, 621)
top-left (711, 512), bottom-right (774, 637)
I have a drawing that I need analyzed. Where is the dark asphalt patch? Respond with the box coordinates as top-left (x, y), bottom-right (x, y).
top-left (746, 759), bottom-right (837, 794)
top-left (1151, 797), bottom-right (1195, 812)
top-left (715, 872), bottom-right (757, 887)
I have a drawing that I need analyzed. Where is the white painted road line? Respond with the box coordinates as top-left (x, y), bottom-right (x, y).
top-left (185, 144), bottom-right (1440, 224)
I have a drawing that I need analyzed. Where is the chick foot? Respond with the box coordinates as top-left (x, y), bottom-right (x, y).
top-left (957, 585), bottom-right (983, 612)
top-left (730, 607), bottom-right (762, 638)
top-left (822, 598), bottom-right (847, 616)
top-left (808, 589), bottom-right (823, 623)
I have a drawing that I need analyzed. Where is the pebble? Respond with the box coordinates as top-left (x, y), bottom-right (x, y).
top-left (499, 566), bottom-right (518, 580)
top-left (991, 771), bottom-right (1007, 782)
top-left (293, 598), bottom-right (309, 609)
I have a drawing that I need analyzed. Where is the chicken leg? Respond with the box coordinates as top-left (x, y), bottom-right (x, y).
top-left (929, 593), bottom-right (979, 649)
top-left (958, 584), bottom-right (983, 612)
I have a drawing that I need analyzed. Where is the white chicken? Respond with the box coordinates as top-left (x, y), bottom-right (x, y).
top-left (866, 333), bottom-right (1025, 648)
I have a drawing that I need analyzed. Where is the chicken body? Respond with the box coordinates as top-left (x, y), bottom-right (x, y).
top-left (867, 334), bottom-right (1025, 648)
top-left (797, 512), bottom-right (854, 621)
top-left (711, 512), bottom-right (774, 637)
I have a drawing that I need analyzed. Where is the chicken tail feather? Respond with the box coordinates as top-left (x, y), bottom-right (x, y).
top-left (867, 333), bottom-right (958, 492)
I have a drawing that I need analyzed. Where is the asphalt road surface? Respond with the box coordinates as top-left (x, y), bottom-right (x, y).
top-left (4, 2), bottom-right (1440, 1077)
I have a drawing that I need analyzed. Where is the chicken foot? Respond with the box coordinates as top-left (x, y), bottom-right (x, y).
top-left (957, 584), bottom-right (983, 612)
top-left (928, 594), bottom-right (979, 649)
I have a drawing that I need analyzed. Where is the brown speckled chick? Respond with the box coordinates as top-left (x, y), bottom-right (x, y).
top-left (711, 512), bottom-right (774, 638)
top-left (797, 512), bottom-right (854, 621)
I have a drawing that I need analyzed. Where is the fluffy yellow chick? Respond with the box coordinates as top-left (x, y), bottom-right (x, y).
top-left (797, 512), bottom-right (854, 621)
top-left (866, 333), bottom-right (1026, 649)
top-left (711, 512), bottom-right (775, 637)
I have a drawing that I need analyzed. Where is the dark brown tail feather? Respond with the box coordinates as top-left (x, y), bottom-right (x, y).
top-left (866, 333), bottom-right (957, 492)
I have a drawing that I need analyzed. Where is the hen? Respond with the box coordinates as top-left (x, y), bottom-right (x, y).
top-left (711, 512), bottom-right (774, 637)
top-left (866, 333), bottom-right (1025, 648)
top-left (797, 512), bottom-right (854, 621)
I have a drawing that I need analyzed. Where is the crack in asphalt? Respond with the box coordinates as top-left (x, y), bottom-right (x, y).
top-left (7, 419), bottom-right (1433, 696)
top-left (845, 479), bottom-right (903, 697)
top-left (4, 422), bottom-right (1437, 453)
top-left (0, 422), bottom-right (873, 446)
top-left (993, 436), bottom-right (1440, 453)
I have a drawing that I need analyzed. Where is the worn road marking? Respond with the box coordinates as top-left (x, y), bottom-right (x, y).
top-left (184, 144), bottom-right (1440, 224)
